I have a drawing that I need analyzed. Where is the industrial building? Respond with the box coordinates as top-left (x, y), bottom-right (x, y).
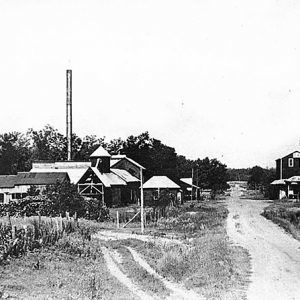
top-left (30, 146), bottom-right (144, 207)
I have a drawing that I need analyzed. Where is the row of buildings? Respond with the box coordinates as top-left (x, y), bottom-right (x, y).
top-left (0, 146), bottom-right (199, 206)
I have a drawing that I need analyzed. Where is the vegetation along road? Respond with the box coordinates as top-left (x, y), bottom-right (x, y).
top-left (227, 184), bottom-right (300, 300)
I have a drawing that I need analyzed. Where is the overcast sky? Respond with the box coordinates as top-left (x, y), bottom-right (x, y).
top-left (1, 0), bottom-right (300, 168)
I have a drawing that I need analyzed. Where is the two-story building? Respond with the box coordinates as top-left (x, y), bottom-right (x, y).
top-left (272, 150), bottom-right (300, 199)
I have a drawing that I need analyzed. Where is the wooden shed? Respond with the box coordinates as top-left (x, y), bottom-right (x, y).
top-left (143, 176), bottom-right (182, 206)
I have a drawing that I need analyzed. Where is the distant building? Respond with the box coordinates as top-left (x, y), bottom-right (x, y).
top-left (143, 175), bottom-right (182, 205)
top-left (275, 151), bottom-right (300, 179)
top-left (272, 150), bottom-right (300, 199)
top-left (0, 172), bottom-right (69, 204)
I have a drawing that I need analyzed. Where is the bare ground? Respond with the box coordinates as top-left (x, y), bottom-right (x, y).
top-left (227, 184), bottom-right (300, 300)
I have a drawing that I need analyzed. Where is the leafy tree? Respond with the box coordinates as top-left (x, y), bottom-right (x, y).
top-left (0, 132), bottom-right (32, 174)
top-left (148, 139), bottom-right (177, 178)
top-left (121, 132), bottom-right (152, 168)
top-left (193, 157), bottom-right (229, 192)
top-left (72, 134), bottom-right (107, 161)
top-left (248, 166), bottom-right (265, 189)
top-left (28, 125), bottom-right (66, 161)
top-left (175, 155), bottom-right (193, 179)
top-left (120, 132), bottom-right (178, 179)
top-left (248, 166), bottom-right (276, 198)
top-left (106, 137), bottom-right (124, 154)
top-left (45, 181), bottom-right (84, 216)
top-left (227, 168), bottom-right (251, 181)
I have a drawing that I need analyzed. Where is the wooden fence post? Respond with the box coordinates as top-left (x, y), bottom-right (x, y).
top-left (38, 212), bottom-right (41, 225)
top-left (59, 214), bottom-right (63, 232)
top-left (6, 212), bottom-right (11, 227)
top-left (12, 226), bottom-right (16, 240)
top-left (116, 211), bottom-right (119, 229)
top-left (23, 225), bottom-right (28, 252)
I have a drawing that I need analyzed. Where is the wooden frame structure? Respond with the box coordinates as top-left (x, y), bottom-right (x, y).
top-left (78, 182), bottom-right (104, 199)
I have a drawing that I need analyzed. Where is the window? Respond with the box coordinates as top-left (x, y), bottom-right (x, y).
top-left (153, 190), bottom-right (159, 200)
top-left (288, 158), bottom-right (294, 167)
top-left (0, 194), bottom-right (4, 203)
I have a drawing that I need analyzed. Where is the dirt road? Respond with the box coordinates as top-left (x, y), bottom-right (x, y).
top-left (227, 184), bottom-right (300, 300)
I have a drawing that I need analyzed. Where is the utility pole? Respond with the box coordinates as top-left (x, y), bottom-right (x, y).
top-left (140, 167), bottom-right (144, 234)
top-left (196, 168), bottom-right (198, 201)
top-left (191, 168), bottom-right (194, 201)
top-left (66, 70), bottom-right (72, 161)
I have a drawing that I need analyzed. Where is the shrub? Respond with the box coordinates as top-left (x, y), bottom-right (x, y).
top-left (0, 183), bottom-right (110, 221)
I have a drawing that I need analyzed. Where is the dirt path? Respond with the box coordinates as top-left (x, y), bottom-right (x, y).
top-left (127, 247), bottom-right (202, 300)
top-left (97, 233), bottom-right (202, 299)
top-left (101, 246), bottom-right (156, 300)
top-left (227, 184), bottom-right (300, 300)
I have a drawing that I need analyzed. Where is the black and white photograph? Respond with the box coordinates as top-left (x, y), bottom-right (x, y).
top-left (0, 1), bottom-right (300, 299)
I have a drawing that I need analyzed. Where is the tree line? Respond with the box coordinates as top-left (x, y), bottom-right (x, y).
top-left (0, 125), bottom-right (229, 192)
top-left (228, 166), bottom-right (276, 198)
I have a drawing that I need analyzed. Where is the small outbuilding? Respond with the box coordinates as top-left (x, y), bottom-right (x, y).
top-left (180, 178), bottom-right (200, 200)
top-left (143, 176), bottom-right (182, 206)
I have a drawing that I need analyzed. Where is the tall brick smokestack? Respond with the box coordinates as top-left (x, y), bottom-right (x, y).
top-left (66, 70), bottom-right (72, 161)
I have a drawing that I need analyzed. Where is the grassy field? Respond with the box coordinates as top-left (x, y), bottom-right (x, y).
top-left (0, 199), bottom-right (251, 299)
top-left (0, 216), bottom-right (135, 299)
top-left (262, 200), bottom-right (300, 241)
top-left (0, 243), bottom-right (137, 299)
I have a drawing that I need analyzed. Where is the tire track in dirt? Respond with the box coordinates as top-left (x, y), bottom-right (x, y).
top-left (126, 246), bottom-right (203, 300)
top-left (101, 246), bottom-right (156, 300)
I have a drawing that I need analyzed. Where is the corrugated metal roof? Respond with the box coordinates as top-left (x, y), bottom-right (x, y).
top-left (0, 172), bottom-right (68, 188)
top-left (30, 168), bottom-right (87, 184)
top-left (32, 161), bottom-right (91, 169)
top-left (91, 168), bottom-right (126, 187)
top-left (143, 176), bottom-right (180, 189)
top-left (0, 175), bottom-right (17, 188)
top-left (15, 172), bottom-right (68, 185)
top-left (90, 146), bottom-right (111, 157)
top-left (111, 168), bottom-right (140, 183)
